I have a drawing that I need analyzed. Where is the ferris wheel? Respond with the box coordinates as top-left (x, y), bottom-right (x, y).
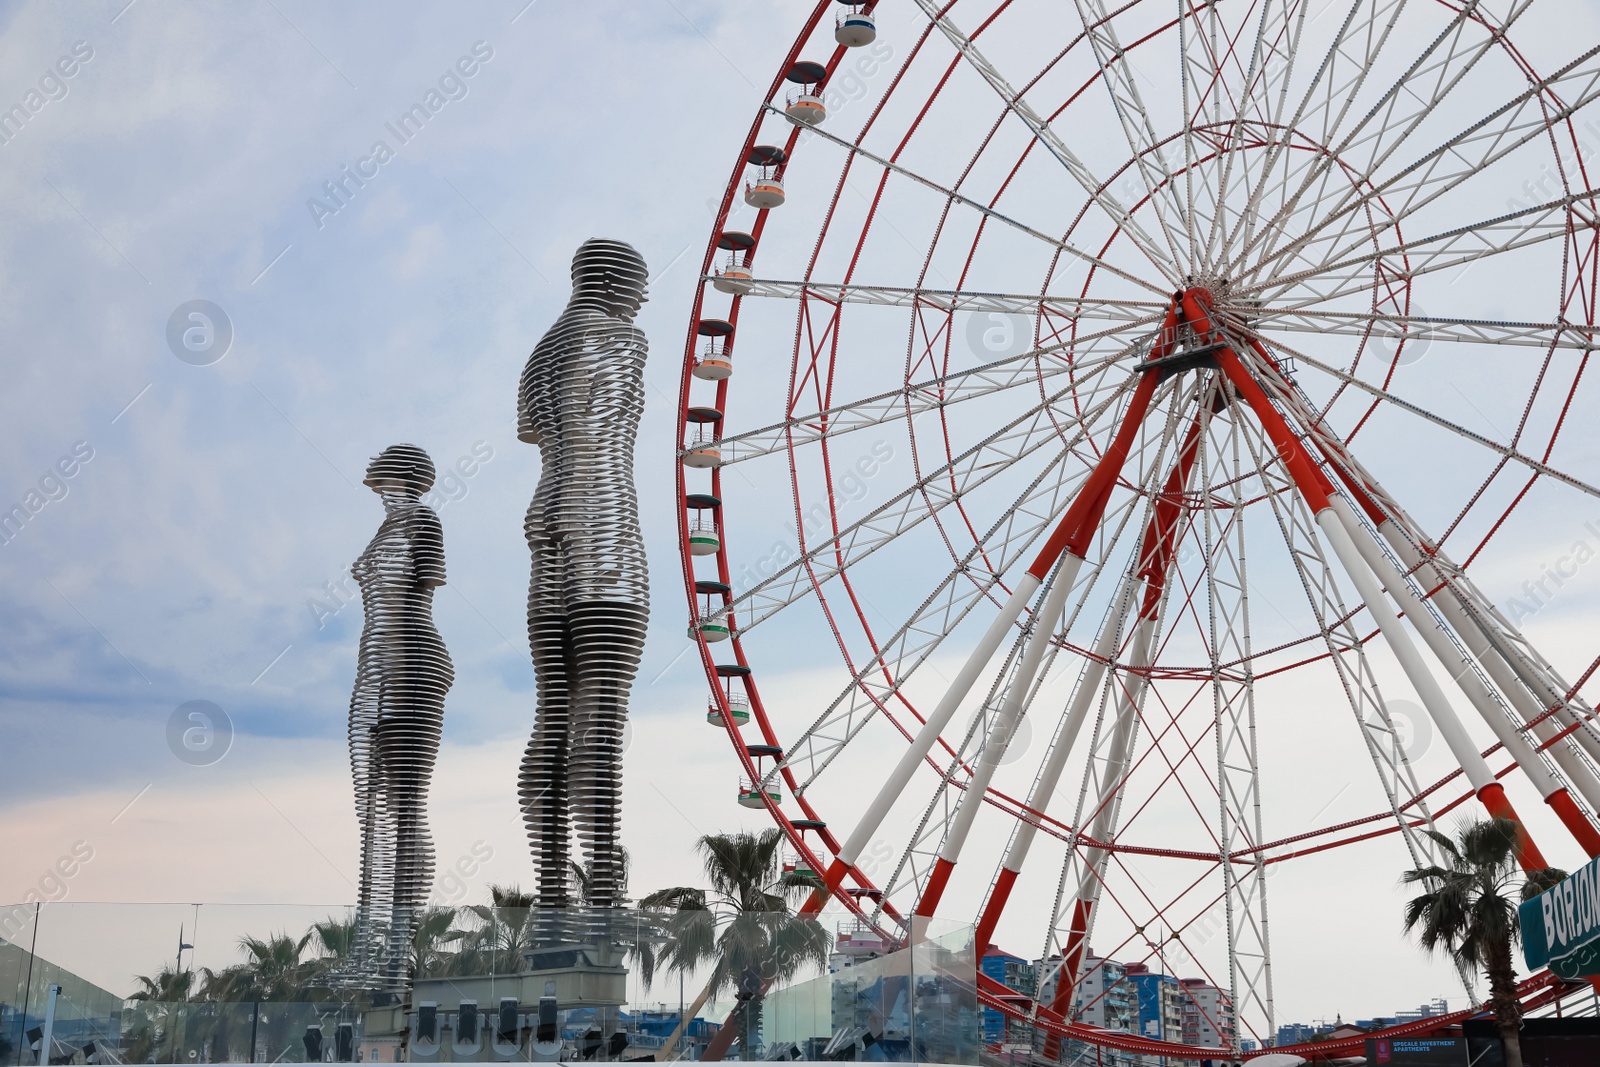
top-left (676, 0), bottom-right (1600, 1058)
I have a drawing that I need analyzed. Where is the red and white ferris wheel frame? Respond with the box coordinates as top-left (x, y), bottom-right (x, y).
top-left (675, 0), bottom-right (1600, 1058)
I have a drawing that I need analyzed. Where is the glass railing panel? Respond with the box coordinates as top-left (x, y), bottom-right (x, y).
top-left (0, 903), bottom-right (981, 1063)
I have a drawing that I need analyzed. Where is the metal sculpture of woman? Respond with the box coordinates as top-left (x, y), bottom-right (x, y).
top-left (519, 239), bottom-right (649, 914)
top-left (347, 443), bottom-right (452, 981)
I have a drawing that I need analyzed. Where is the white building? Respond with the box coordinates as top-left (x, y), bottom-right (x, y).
top-left (1178, 978), bottom-right (1235, 1050)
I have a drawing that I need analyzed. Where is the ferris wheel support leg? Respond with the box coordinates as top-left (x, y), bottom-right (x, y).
top-left (803, 574), bottom-right (1041, 917)
top-left (805, 368), bottom-right (1166, 919)
top-left (1327, 498), bottom-right (1600, 858)
top-left (1298, 423), bottom-right (1600, 824)
top-left (1187, 290), bottom-right (1552, 871)
top-left (974, 406), bottom-right (1205, 953)
top-left (1315, 505), bottom-right (1549, 869)
top-left (971, 573), bottom-right (1134, 954)
top-left (912, 552), bottom-right (1085, 930)
top-left (1390, 528), bottom-right (1600, 822)
top-left (1039, 616), bottom-right (1155, 1040)
top-left (908, 371), bottom-right (1166, 928)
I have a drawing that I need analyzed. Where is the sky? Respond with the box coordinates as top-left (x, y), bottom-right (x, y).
top-left (4, 0), bottom-right (1600, 1041)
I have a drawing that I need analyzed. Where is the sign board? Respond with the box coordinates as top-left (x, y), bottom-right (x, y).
top-left (1519, 854), bottom-right (1600, 979)
top-left (1364, 1036), bottom-right (1467, 1065)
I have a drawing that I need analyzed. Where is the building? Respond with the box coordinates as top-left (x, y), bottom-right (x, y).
top-left (1124, 964), bottom-right (1183, 1047)
top-left (1275, 1021), bottom-right (1317, 1046)
top-left (980, 950), bottom-right (1037, 1046)
top-left (1057, 953), bottom-right (1140, 1067)
top-left (1073, 954), bottom-right (1136, 1033)
top-left (982, 949), bottom-right (1196, 1066)
top-left (1178, 978), bottom-right (1235, 1050)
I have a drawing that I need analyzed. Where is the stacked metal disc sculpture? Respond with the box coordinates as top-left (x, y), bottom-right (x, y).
top-left (518, 239), bottom-right (651, 917)
top-left (345, 443), bottom-right (453, 985)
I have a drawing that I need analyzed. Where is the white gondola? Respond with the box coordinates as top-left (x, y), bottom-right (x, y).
top-left (692, 614), bottom-right (731, 642)
top-left (693, 341), bottom-right (734, 380)
top-left (708, 692), bottom-right (751, 727)
top-left (688, 519), bottom-right (721, 556)
top-left (835, 923), bottom-right (889, 957)
top-left (681, 432), bottom-right (722, 468)
top-left (744, 175), bottom-right (785, 209)
top-left (835, 7), bottom-right (876, 47)
top-left (785, 92), bottom-right (827, 126)
top-left (782, 852), bottom-right (818, 877)
top-left (738, 778), bottom-right (781, 808)
top-left (712, 257), bottom-right (754, 294)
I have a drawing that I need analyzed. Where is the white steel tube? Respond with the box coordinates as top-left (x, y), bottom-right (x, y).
top-left (936, 554), bottom-right (1088, 864)
top-left (1329, 499), bottom-right (1561, 797)
top-left (1072, 616), bottom-right (1156, 895)
top-left (37, 984), bottom-right (60, 1067)
top-left (1316, 507), bottom-right (1497, 793)
top-left (1001, 572), bottom-right (1139, 874)
top-left (832, 573), bottom-right (1041, 871)
top-left (1383, 522), bottom-right (1600, 809)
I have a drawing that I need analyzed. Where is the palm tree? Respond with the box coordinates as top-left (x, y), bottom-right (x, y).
top-left (410, 907), bottom-right (465, 979)
top-left (453, 885), bottom-right (541, 975)
top-left (640, 829), bottom-right (830, 1061)
top-left (308, 917), bottom-right (360, 968)
top-left (1402, 817), bottom-right (1561, 1067)
top-left (126, 966), bottom-right (196, 1063)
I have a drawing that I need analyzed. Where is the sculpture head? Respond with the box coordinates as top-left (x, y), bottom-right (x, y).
top-left (364, 443), bottom-right (436, 498)
top-left (571, 239), bottom-right (648, 319)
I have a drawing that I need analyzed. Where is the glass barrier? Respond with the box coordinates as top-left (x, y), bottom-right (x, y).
top-left (0, 903), bottom-right (978, 1064)
top-left (754, 921), bottom-right (978, 1064)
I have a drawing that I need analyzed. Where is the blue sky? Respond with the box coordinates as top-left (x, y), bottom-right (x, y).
top-left (0, 0), bottom-right (784, 914)
top-left (7, 0), bottom-right (1600, 1032)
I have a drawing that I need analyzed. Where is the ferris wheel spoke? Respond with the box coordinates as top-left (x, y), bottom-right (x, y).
top-left (1289, 190), bottom-right (1600, 308)
top-left (907, 0), bottom-right (1185, 286)
top-left (1195, 0), bottom-right (1310, 270)
top-left (1233, 307), bottom-right (1591, 353)
top-left (728, 277), bottom-right (1166, 320)
top-left (774, 412), bottom-right (1190, 831)
top-left (1071, 0), bottom-right (1194, 270)
top-left (712, 320), bottom-right (1158, 466)
top-left (772, 103), bottom-right (1173, 297)
top-left (771, 375), bottom-right (1188, 798)
top-left (1243, 40), bottom-right (1600, 287)
top-left (1246, 332), bottom-right (1600, 502)
top-left (1232, 0), bottom-right (1523, 271)
top-left (1234, 190), bottom-right (1599, 312)
top-left (720, 367), bottom-right (1152, 637)
top-left (1218, 0), bottom-right (1413, 271)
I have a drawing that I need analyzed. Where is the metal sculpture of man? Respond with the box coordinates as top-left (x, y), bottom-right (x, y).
top-left (346, 443), bottom-right (453, 983)
top-left (519, 239), bottom-right (650, 914)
